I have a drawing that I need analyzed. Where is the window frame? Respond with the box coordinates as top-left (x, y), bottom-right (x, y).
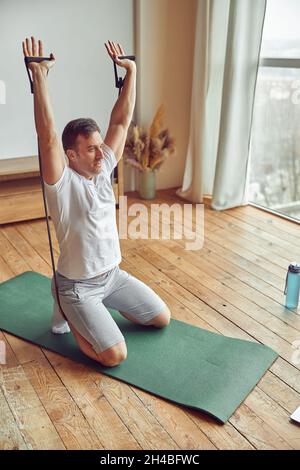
top-left (249, 56), bottom-right (300, 224)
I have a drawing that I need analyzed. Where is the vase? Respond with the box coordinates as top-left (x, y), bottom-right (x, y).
top-left (138, 169), bottom-right (156, 200)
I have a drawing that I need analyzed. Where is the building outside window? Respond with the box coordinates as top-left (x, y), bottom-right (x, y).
top-left (248, 0), bottom-right (300, 221)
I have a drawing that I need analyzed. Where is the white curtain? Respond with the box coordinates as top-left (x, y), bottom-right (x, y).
top-left (176, 0), bottom-right (266, 210)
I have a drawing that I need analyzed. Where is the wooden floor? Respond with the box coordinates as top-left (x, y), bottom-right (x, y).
top-left (1, 188), bottom-right (300, 450)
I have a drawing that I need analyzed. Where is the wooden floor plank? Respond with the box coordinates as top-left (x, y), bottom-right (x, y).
top-left (229, 403), bottom-right (293, 450)
top-left (14, 223), bottom-right (58, 275)
top-left (0, 331), bottom-right (19, 369)
top-left (0, 254), bottom-right (14, 282)
top-left (0, 230), bottom-right (30, 275)
top-left (149, 195), bottom-right (289, 290)
top-left (168, 190), bottom-right (300, 256)
top-left (43, 350), bottom-right (174, 450)
top-left (226, 205), bottom-right (300, 244)
top-left (1, 225), bottom-right (53, 275)
top-left (0, 387), bottom-right (28, 450)
top-left (4, 334), bottom-right (105, 450)
top-left (142, 194), bottom-right (288, 283)
top-left (128, 194), bottom-right (286, 305)
top-left (1, 189), bottom-right (300, 449)
top-left (166, 239), bottom-right (300, 339)
top-left (0, 365), bottom-right (65, 450)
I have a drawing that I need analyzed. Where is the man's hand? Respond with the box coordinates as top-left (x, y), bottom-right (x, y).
top-left (22, 36), bottom-right (55, 76)
top-left (104, 40), bottom-right (136, 72)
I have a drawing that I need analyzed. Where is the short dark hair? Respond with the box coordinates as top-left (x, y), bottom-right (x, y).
top-left (62, 118), bottom-right (101, 153)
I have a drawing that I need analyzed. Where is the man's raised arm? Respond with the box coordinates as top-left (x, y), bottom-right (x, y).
top-left (23, 37), bottom-right (65, 185)
top-left (104, 40), bottom-right (136, 162)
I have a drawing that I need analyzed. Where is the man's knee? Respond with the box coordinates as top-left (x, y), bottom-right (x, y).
top-left (145, 307), bottom-right (171, 328)
top-left (98, 341), bottom-right (127, 367)
top-left (71, 327), bottom-right (126, 367)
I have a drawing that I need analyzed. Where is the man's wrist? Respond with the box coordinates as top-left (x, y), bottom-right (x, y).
top-left (125, 62), bottom-right (136, 74)
top-left (32, 66), bottom-right (48, 80)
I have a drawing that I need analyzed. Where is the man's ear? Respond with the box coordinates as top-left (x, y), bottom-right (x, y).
top-left (66, 149), bottom-right (76, 162)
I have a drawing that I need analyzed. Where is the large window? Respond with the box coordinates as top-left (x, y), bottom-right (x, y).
top-left (248, 0), bottom-right (300, 220)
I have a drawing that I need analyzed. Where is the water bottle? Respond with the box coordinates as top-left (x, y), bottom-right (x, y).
top-left (284, 262), bottom-right (300, 309)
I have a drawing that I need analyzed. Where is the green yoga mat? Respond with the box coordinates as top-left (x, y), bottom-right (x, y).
top-left (0, 271), bottom-right (278, 423)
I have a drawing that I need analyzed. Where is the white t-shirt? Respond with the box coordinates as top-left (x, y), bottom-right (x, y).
top-left (44, 143), bottom-right (121, 280)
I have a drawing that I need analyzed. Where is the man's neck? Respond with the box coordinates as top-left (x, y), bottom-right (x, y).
top-left (69, 164), bottom-right (93, 180)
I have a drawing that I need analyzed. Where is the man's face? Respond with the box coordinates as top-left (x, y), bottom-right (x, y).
top-left (68, 131), bottom-right (105, 180)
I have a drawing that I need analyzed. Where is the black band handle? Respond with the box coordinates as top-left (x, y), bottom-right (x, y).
top-left (24, 56), bottom-right (52, 94)
top-left (118, 55), bottom-right (136, 60)
top-left (24, 56), bottom-right (52, 63)
top-left (113, 55), bottom-right (136, 90)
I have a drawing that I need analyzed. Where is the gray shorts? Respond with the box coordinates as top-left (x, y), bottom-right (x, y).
top-left (50, 265), bottom-right (167, 354)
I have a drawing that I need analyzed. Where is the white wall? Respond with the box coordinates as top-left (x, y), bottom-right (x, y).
top-left (0, 0), bottom-right (134, 188)
top-left (136, 0), bottom-right (198, 191)
top-left (0, 0), bottom-right (198, 193)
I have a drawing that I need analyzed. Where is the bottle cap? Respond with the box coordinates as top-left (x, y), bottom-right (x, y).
top-left (288, 262), bottom-right (300, 274)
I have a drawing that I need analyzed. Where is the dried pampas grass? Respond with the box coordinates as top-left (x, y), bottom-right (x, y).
top-left (124, 104), bottom-right (176, 172)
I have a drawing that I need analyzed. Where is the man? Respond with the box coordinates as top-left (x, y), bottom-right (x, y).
top-left (23, 37), bottom-right (171, 368)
